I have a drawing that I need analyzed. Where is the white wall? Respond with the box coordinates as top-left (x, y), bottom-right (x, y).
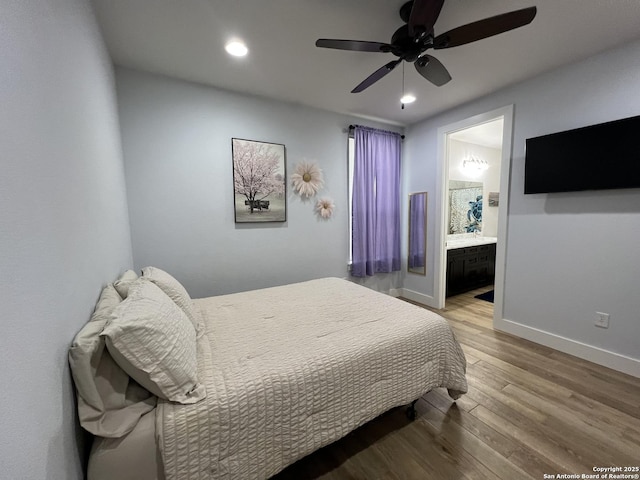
top-left (404, 39), bottom-right (640, 374)
top-left (0, 1), bottom-right (133, 478)
top-left (116, 68), bottom-right (403, 298)
top-left (448, 140), bottom-right (502, 237)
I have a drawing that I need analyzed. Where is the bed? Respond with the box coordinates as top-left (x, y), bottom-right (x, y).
top-left (72, 271), bottom-right (467, 480)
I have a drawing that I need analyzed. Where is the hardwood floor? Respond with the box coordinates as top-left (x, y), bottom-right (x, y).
top-left (273, 286), bottom-right (640, 480)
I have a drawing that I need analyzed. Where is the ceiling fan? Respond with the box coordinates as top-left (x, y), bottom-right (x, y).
top-left (315, 0), bottom-right (537, 93)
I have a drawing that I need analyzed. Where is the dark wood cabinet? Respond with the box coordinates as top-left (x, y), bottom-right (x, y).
top-left (446, 243), bottom-right (496, 297)
top-left (446, 248), bottom-right (465, 298)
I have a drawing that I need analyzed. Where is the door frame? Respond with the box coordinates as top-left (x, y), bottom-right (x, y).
top-left (433, 105), bottom-right (514, 326)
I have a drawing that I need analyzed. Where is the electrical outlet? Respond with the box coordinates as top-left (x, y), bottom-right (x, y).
top-left (595, 312), bottom-right (610, 329)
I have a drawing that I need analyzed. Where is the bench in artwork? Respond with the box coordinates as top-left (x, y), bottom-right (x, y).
top-left (244, 200), bottom-right (270, 210)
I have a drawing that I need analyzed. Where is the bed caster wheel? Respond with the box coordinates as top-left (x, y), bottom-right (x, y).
top-left (406, 407), bottom-right (417, 420)
top-left (406, 399), bottom-right (418, 420)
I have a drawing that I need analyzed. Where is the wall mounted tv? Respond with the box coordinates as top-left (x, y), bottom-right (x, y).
top-left (524, 114), bottom-right (640, 194)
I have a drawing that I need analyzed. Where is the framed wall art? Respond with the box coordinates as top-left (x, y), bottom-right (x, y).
top-left (232, 138), bottom-right (287, 223)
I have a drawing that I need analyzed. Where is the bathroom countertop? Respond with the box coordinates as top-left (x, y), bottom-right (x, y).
top-left (446, 236), bottom-right (498, 250)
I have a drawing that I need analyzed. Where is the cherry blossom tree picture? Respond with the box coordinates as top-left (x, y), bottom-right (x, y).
top-left (232, 138), bottom-right (287, 223)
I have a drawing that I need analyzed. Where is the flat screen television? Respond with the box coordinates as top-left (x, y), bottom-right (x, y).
top-left (524, 115), bottom-right (640, 194)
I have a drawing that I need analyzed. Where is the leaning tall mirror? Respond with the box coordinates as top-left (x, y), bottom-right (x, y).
top-left (408, 192), bottom-right (427, 275)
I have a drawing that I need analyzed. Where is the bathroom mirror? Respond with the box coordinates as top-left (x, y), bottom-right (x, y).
top-left (408, 192), bottom-right (427, 275)
top-left (449, 180), bottom-right (483, 234)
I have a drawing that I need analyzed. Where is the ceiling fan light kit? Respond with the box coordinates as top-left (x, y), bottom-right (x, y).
top-left (225, 40), bottom-right (248, 57)
top-left (401, 94), bottom-right (416, 104)
top-left (316, 0), bottom-right (536, 95)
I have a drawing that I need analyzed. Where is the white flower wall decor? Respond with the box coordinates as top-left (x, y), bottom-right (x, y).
top-left (291, 161), bottom-right (324, 197)
top-left (316, 197), bottom-right (335, 219)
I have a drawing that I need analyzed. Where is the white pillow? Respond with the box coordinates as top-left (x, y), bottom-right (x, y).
top-left (102, 279), bottom-right (206, 404)
top-left (141, 266), bottom-right (199, 329)
top-left (113, 269), bottom-right (139, 299)
top-left (69, 284), bottom-right (156, 438)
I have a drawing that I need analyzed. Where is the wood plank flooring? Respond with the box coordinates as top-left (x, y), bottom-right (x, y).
top-left (273, 286), bottom-right (640, 480)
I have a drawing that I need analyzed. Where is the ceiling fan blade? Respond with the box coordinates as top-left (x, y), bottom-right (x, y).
top-left (433, 6), bottom-right (537, 49)
top-left (415, 55), bottom-right (451, 86)
top-left (316, 39), bottom-right (391, 53)
top-left (409, 0), bottom-right (445, 37)
top-left (351, 59), bottom-right (402, 93)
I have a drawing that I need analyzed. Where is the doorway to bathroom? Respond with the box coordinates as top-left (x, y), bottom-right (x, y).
top-left (433, 106), bottom-right (514, 328)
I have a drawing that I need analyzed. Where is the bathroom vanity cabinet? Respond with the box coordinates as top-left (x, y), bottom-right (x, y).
top-left (446, 243), bottom-right (496, 297)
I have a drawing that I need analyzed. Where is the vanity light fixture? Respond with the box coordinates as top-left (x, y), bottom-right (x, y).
top-left (461, 155), bottom-right (489, 177)
top-left (225, 40), bottom-right (248, 57)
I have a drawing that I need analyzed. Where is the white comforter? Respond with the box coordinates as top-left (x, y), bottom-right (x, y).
top-left (157, 278), bottom-right (467, 479)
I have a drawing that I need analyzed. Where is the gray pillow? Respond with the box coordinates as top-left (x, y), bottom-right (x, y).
top-left (141, 266), bottom-right (200, 330)
top-left (113, 269), bottom-right (139, 299)
top-left (103, 279), bottom-right (206, 404)
top-left (69, 284), bottom-right (156, 438)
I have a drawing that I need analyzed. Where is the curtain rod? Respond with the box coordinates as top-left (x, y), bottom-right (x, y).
top-left (348, 125), bottom-right (405, 140)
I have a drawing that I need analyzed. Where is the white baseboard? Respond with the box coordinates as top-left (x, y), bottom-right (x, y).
top-left (495, 318), bottom-right (640, 378)
top-left (388, 288), bottom-right (402, 298)
top-left (398, 288), bottom-right (438, 308)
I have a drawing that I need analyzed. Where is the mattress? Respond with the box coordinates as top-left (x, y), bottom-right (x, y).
top-left (88, 410), bottom-right (162, 480)
top-left (157, 277), bottom-right (467, 479)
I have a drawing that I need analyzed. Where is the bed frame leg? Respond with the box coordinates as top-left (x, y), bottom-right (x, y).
top-left (406, 399), bottom-right (418, 420)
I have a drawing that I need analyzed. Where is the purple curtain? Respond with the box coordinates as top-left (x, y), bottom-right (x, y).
top-left (351, 125), bottom-right (402, 277)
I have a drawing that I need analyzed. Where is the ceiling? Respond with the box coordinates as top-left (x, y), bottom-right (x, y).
top-left (92, 0), bottom-right (640, 126)
top-left (450, 119), bottom-right (504, 149)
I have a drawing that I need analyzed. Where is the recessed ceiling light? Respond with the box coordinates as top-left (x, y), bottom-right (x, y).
top-left (401, 94), bottom-right (416, 104)
top-left (225, 40), bottom-right (248, 57)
